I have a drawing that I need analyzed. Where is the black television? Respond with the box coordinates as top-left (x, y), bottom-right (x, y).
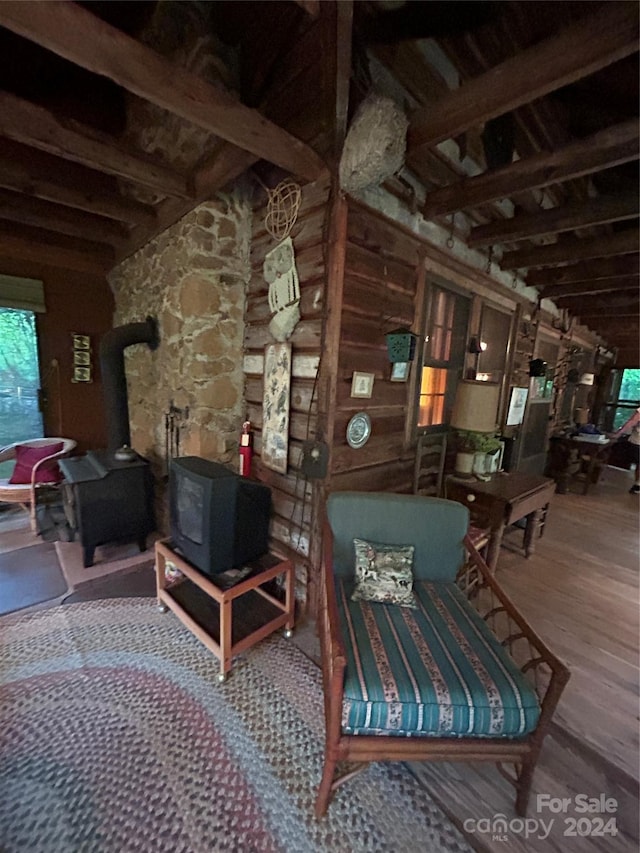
top-left (169, 456), bottom-right (271, 578)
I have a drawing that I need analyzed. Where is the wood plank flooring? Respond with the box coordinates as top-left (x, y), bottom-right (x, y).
top-left (408, 465), bottom-right (639, 852)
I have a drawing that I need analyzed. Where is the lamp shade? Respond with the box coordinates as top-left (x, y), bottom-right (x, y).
top-left (450, 380), bottom-right (500, 433)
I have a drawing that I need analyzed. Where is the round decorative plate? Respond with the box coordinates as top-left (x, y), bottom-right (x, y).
top-left (346, 412), bottom-right (372, 449)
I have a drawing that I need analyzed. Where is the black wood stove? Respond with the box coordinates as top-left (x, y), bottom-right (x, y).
top-left (60, 317), bottom-right (159, 567)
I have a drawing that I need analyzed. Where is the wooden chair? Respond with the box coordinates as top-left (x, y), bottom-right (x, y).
top-left (316, 491), bottom-right (570, 818)
top-left (0, 438), bottom-right (76, 531)
top-left (413, 432), bottom-right (447, 497)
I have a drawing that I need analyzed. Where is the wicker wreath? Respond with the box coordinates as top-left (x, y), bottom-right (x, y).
top-left (264, 178), bottom-right (302, 241)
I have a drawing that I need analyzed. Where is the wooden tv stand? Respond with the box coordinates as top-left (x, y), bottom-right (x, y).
top-left (155, 539), bottom-right (295, 681)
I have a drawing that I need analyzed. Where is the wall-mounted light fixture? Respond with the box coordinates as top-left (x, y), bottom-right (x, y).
top-left (385, 328), bottom-right (417, 363)
top-left (468, 336), bottom-right (487, 355)
top-left (579, 372), bottom-right (595, 386)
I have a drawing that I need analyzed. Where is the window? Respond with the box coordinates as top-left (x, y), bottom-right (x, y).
top-left (475, 304), bottom-right (512, 384)
top-left (603, 368), bottom-right (640, 430)
top-left (418, 285), bottom-right (470, 429)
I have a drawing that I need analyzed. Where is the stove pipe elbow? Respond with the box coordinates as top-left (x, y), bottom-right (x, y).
top-left (99, 316), bottom-right (159, 451)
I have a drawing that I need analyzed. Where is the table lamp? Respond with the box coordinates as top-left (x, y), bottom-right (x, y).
top-left (450, 380), bottom-right (501, 477)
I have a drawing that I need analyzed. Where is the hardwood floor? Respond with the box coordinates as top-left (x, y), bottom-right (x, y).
top-left (1, 467), bottom-right (638, 850)
top-left (408, 465), bottom-right (639, 852)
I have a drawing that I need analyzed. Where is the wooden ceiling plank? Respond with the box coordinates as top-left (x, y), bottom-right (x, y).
top-left (0, 138), bottom-right (156, 227)
top-left (527, 254), bottom-right (639, 288)
top-left (557, 294), bottom-right (639, 313)
top-left (0, 91), bottom-right (190, 198)
top-left (468, 193), bottom-right (639, 248)
top-left (0, 188), bottom-right (127, 246)
top-left (541, 276), bottom-right (640, 300)
top-left (0, 0), bottom-right (326, 182)
top-left (500, 228), bottom-right (640, 270)
top-left (408, 2), bottom-right (639, 153)
top-left (421, 119), bottom-right (639, 218)
top-left (0, 224), bottom-right (112, 273)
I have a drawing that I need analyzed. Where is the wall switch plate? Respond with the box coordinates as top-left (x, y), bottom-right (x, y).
top-left (301, 439), bottom-right (329, 479)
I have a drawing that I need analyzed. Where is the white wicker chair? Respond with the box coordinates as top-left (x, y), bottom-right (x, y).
top-left (0, 438), bottom-right (76, 531)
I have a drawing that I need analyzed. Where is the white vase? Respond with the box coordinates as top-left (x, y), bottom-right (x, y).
top-left (455, 451), bottom-right (475, 477)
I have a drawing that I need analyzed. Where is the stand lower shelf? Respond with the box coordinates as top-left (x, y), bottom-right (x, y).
top-left (155, 539), bottom-right (295, 681)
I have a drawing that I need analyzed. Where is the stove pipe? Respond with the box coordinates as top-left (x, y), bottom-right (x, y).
top-left (100, 316), bottom-right (159, 451)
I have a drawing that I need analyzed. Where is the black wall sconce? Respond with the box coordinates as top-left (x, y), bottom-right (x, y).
top-left (529, 358), bottom-right (547, 377)
top-left (385, 328), bottom-right (417, 363)
top-left (468, 336), bottom-right (487, 355)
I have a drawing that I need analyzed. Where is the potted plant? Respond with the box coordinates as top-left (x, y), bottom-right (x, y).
top-left (453, 430), bottom-right (502, 478)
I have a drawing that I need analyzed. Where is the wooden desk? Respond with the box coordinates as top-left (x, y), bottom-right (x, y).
top-left (445, 472), bottom-right (556, 572)
top-left (155, 540), bottom-right (295, 681)
top-left (547, 435), bottom-right (612, 494)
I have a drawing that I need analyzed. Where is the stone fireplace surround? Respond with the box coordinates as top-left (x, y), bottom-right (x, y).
top-left (107, 193), bottom-right (252, 531)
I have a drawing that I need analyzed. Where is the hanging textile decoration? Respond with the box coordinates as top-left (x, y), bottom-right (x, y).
top-left (263, 236), bottom-right (301, 342)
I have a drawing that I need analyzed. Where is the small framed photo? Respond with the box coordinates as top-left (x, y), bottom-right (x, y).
top-left (390, 361), bottom-right (410, 382)
top-left (72, 366), bottom-right (92, 383)
top-left (351, 371), bottom-right (375, 398)
top-left (73, 350), bottom-right (91, 366)
top-left (72, 333), bottom-right (91, 350)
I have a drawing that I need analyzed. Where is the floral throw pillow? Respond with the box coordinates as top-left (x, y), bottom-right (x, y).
top-left (351, 538), bottom-right (416, 608)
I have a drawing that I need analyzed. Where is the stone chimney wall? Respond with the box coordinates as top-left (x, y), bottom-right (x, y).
top-left (107, 194), bottom-right (252, 527)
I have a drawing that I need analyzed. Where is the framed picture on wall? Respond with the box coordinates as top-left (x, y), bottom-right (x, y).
top-left (390, 361), bottom-right (410, 382)
top-left (506, 386), bottom-right (528, 425)
top-left (262, 342), bottom-right (292, 474)
top-left (351, 371), bottom-right (374, 398)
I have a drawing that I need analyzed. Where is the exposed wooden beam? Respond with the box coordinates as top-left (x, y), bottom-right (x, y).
top-left (408, 3), bottom-right (639, 153)
top-left (527, 254), bottom-right (639, 288)
top-left (0, 138), bottom-right (157, 227)
top-left (0, 91), bottom-right (191, 198)
top-left (469, 194), bottom-right (639, 248)
top-left (500, 229), bottom-right (639, 270)
top-left (334, 1), bottom-right (353, 159)
top-left (557, 294), bottom-right (639, 315)
top-left (0, 222), bottom-right (112, 273)
top-left (421, 120), bottom-right (639, 218)
top-left (0, 188), bottom-right (127, 246)
top-left (0, 0), bottom-right (326, 182)
top-left (541, 276), bottom-right (640, 300)
top-left (580, 318), bottom-right (639, 336)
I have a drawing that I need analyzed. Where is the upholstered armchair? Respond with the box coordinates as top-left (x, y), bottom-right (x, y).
top-left (316, 491), bottom-right (569, 818)
top-left (0, 438), bottom-right (76, 531)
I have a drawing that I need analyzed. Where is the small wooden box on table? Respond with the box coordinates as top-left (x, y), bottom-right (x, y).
top-left (155, 539), bottom-right (295, 681)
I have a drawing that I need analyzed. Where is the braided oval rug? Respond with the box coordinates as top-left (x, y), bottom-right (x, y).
top-left (0, 599), bottom-right (470, 853)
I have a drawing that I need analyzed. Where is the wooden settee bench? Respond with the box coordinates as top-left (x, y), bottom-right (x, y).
top-left (316, 491), bottom-right (570, 818)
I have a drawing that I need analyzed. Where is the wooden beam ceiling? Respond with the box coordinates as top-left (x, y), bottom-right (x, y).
top-left (0, 90), bottom-right (191, 198)
top-left (421, 119), bottom-right (639, 218)
top-left (0, 0), bottom-right (326, 182)
top-left (407, 2), bottom-right (639, 154)
top-left (469, 193), bottom-right (639, 248)
top-left (526, 254), bottom-right (639, 288)
top-left (540, 276), bottom-right (640, 300)
top-left (557, 294), bottom-right (639, 315)
top-left (500, 228), bottom-right (639, 270)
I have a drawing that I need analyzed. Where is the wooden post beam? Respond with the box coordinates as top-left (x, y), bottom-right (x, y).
top-left (500, 229), bottom-right (639, 270)
top-left (469, 193), bottom-right (639, 248)
top-left (526, 254), bottom-right (639, 288)
top-left (408, 2), bottom-right (639, 153)
top-left (421, 120), bottom-right (639, 219)
top-left (540, 276), bottom-right (640, 300)
top-left (0, 0), bottom-right (326, 182)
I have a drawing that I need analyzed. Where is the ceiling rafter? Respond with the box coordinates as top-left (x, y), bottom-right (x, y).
top-left (407, 2), bottom-right (639, 153)
top-left (422, 119), bottom-right (639, 218)
top-left (469, 193), bottom-right (638, 248)
top-left (542, 276), bottom-right (640, 300)
top-left (501, 228), bottom-right (639, 270)
top-left (527, 254), bottom-right (639, 288)
top-left (0, 0), bottom-right (326, 182)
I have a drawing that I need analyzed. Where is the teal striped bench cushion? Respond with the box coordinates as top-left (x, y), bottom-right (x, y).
top-left (337, 579), bottom-right (540, 738)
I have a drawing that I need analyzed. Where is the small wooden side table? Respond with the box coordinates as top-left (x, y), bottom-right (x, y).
top-left (445, 472), bottom-right (556, 572)
top-left (155, 539), bottom-right (295, 681)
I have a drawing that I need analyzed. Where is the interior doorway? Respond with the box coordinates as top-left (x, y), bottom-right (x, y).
top-left (0, 307), bottom-right (44, 469)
